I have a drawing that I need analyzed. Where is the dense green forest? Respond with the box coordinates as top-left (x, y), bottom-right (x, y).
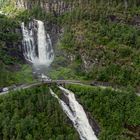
top-left (0, 84), bottom-right (140, 140)
top-left (65, 84), bottom-right (140, 140)
top-left (0, 85), bottom-right (79, 140)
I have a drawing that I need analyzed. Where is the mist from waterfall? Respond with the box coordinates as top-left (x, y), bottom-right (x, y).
top-left (50, 87), bottom-right (98, 140)
top-left (21, 20), bottom-right (54, 67)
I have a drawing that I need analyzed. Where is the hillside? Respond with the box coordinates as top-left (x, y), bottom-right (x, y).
top-left (0, 0), bottom-right (140, 140)
top-left (52, 0), bottom-right (140, 91)
top-left (1, 0), bottom-right (140, 90)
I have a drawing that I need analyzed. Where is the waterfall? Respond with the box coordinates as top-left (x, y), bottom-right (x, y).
top-left (21, 20), bottom-right (54, 67)
top-left (37, 20), bottom-right (54, 65)
top-left (37, 21), bottom-right (48, 63)
top-left (22, 20), bottom-right (97, 139)
top-left (16, 0), bottom-right (25, 9)
top-left (50, 87), bottom-right (98, 140)
top-left (21, 22), bottom-right (36, 63)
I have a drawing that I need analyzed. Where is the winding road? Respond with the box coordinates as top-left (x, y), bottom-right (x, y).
top-left (0, 80), bottom-right (82, 95)
top-left (0, 80), bottom-right (140, 97)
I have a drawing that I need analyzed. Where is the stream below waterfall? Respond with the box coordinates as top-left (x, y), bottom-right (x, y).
top-left (50, 87), bottom-right (98, 140)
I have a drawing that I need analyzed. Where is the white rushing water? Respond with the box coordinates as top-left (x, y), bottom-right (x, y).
top-left (37, 20), bottom-right (54, 65)
top-left (16, 0), bottom-right (26, 9)
top-left (21, 22), bottom-right (36, 63)
top-left (21, 20), bottom-right (54, 66)
top-left (50, 87), bottom-right (98, 140)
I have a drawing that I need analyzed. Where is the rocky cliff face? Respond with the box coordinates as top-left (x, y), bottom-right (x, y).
top-left (16, 0), bottom-right (74, 15)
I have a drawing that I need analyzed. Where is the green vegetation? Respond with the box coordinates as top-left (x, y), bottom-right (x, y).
top-left (49, 67), bottom-right (79, 80)
top-left (0, 4), bottom-right (35, 87)
top-left (1, 0), bottom-right (139, 89)
top-left (49, 54), bottom-right (84, 80)
top-left (66, 84), bottom-right (140, 140)
top-left (0, 1), bottom-right (140, 139)
top-left (56, 2), bottom-right (140, 89)
top-left (0, 14), bottom-right (36, 87)
top-left (0, 85), bottom-right (79, 140)
top-left (0, 64), bottom-right (36, 87)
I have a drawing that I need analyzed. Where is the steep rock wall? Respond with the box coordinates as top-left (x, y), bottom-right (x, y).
top-left (16, 0), bottom-right (74, 15)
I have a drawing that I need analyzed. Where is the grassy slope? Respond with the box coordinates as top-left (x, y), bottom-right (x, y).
top-left (0, 64), bottom-right (36, 87)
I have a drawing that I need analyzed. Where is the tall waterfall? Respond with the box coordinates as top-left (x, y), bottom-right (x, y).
top-left (50, 87), bottom-right (98, 140)
top-left (21, 20), bottom-right (54, 67)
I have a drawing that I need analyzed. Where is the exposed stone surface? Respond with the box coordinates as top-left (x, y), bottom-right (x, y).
top-left (124, 124), bottom-right (140, 140)
top-left (16, 0), bottom-right (73, 15)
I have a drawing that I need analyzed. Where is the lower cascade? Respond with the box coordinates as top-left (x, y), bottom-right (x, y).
top-left (50, 87), bottom-right (98, 140)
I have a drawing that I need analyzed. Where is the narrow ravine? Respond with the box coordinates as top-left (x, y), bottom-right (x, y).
top-left (50, 87), bottom-right (98, 140)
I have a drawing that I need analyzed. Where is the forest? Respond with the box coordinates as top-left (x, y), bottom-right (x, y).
top-left (65, 84), bottom-right (140, 140)
top-left (0, 85), bottom-right (79, 140)
top-left (0, 84), bottom-right (140, 139)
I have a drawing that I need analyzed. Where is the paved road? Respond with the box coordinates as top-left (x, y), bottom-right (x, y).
top-left (0, 80), bottom-right (81, 95)
top-left (0, 80), bottom-right (140, 97)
